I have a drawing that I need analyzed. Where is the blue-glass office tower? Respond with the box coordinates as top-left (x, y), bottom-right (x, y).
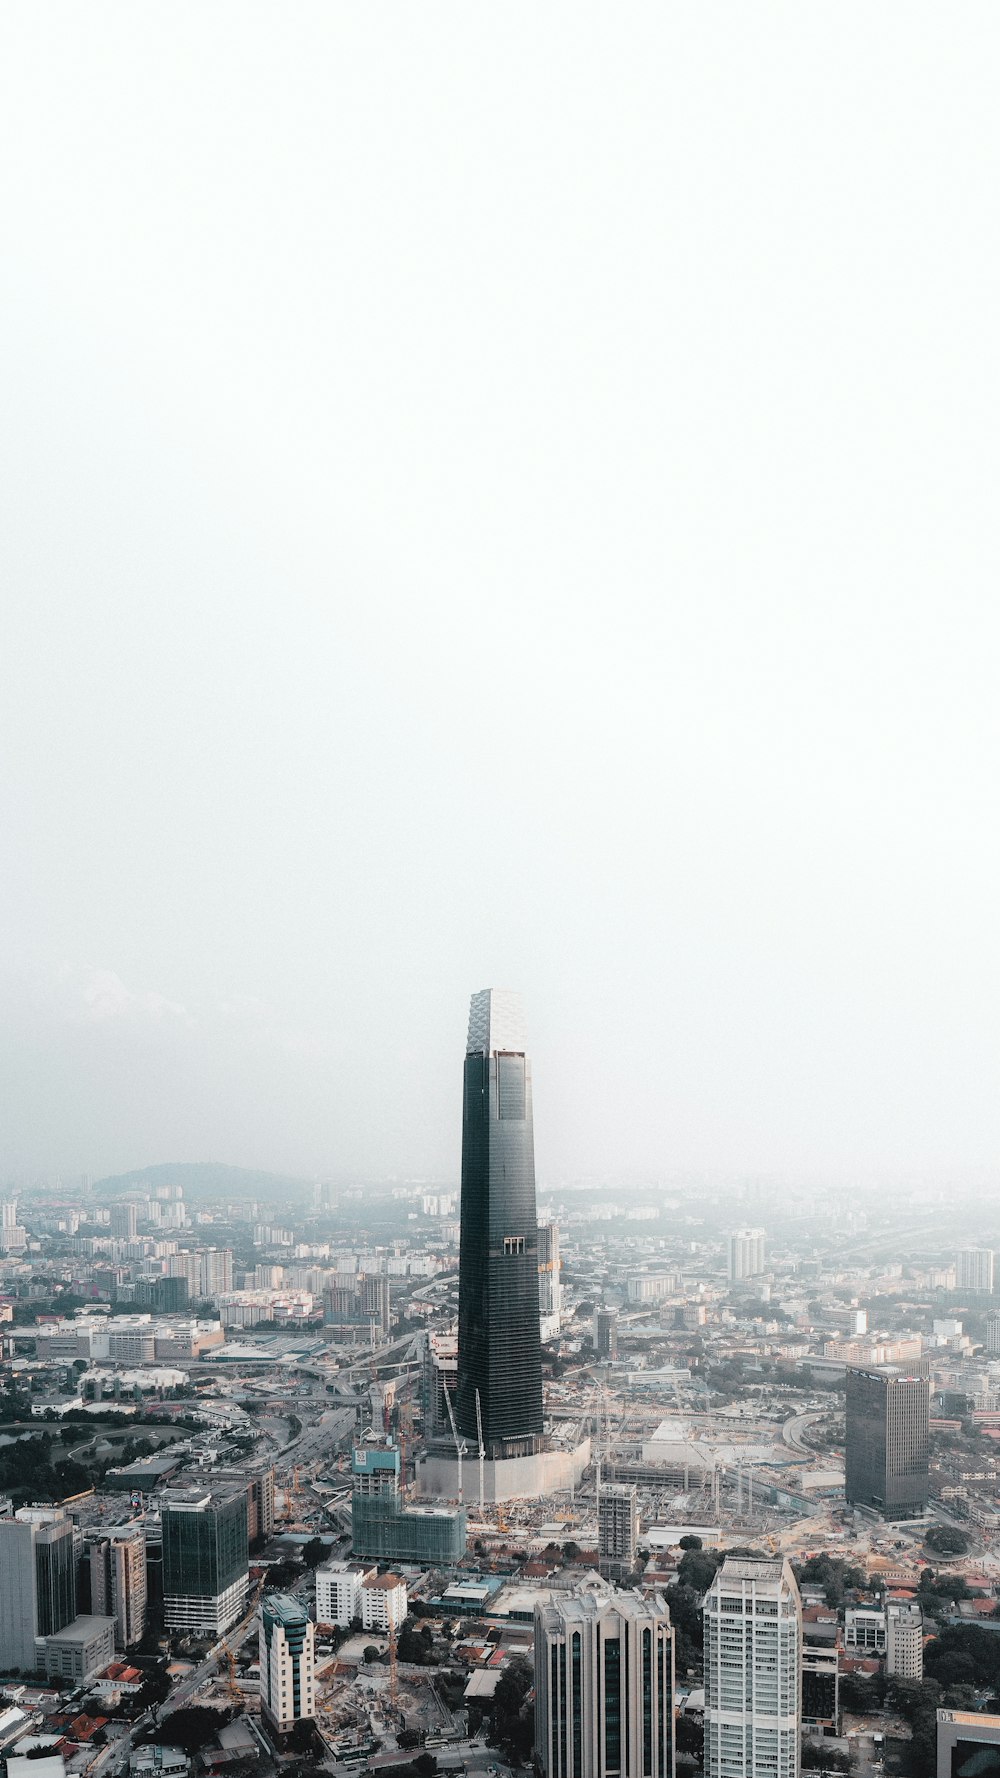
top-left (456, 989), bottom-right (544, 1460)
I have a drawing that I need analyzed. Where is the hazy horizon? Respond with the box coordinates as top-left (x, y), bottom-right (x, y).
top-left (3, 7), bottom-right (999, 1185)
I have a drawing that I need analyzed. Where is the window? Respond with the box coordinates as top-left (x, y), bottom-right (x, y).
top-left (503, 1236), bottom-right (526, 1256)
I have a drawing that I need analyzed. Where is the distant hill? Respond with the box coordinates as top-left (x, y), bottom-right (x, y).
top-left (93, 1161), bottom-right (310, 1201)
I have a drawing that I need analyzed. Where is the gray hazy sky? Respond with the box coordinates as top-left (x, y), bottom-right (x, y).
top-left (2, 5), bottom-right (999, 1186)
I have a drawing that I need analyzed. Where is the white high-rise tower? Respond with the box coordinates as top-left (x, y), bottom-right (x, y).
top-left (704, 1557), bottom-right (801, 1778)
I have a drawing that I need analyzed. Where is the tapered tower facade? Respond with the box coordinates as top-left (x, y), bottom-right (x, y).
top-left (456, 989), bottom-right (544, 1458)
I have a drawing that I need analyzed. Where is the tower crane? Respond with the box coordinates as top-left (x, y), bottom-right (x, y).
top-left (444, 1383), bottom-right (468, 1505)
top-left (475, 1387), bottom-right (486, 1518)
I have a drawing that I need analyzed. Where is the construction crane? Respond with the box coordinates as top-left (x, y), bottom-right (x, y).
top-left (475, 1387), bottom-right (486, 1518)
top-left (444, 1382), bottom-right (468, 1505)
top-left (220, 1570), bottom-right (266, 1708)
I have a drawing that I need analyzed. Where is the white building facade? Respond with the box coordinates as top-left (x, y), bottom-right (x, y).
top-left (703, 1557), bottom-right (801, 1778)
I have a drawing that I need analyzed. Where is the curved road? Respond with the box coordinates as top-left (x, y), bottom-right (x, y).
top-left (782, 1411), bottom-right (822, 1456)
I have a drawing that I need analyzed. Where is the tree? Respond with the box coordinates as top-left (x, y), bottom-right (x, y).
top-left (415, 1756), bottom-right (437, 1778)
top-left (925, 1526), bottom-right (970, 1556)
top-left (301, 1536), bottom-right (328, 1568)
top-left (678, 1535), bottom-right (702, 1551)
top-left (676, 1548), bottom-right (725, 1594)
top-left (363, 1645), bottom-right (381, 1664)
top-left (151, 1707), bottom-right (228, 1754)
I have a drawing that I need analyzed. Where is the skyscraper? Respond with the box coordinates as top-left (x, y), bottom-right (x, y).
top-left (845, 1365), bottom-right (930, 1520)
top-left (703, 1557), bottom-right (801, 1778)
top-left (259, 1593), bottom-right (315, 1734)
top-left (456, 989), bottom-right (543, 1459)
top-left (534, 1584), bottom-right (675, 1778)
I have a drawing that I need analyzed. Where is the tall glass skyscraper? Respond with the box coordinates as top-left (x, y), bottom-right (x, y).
top-left (456, 988), bottom-right (544, 1459)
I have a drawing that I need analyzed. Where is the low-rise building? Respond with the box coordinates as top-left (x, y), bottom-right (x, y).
top-left (39, 1615), bottom-right (116, 1685)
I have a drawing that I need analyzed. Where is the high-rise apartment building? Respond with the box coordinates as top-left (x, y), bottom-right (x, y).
top-left (110, 1203), bottom-right (138, 1241)
top-left (534, 1585), bottom-right (674, 1778)
top-left (957, 1249), bottom-right (995, 1294)
top-left (0, 1508), bottom-right (77, 1671)
top-left (161, 1489), bottom-right (249, 1634)
top-left (598, 1484), bottom-right (639, 1580)
top-left (845, 1366), bottom-right (930, 1520)
top-left (456, 989), bottom-right (543, 1459)
top-left (728, 1230), bottom-right (766, 1282)
top-left (259, 1593), bottom-right (315, 1734)
top-left (988, 1314), bottom-right (1000, 1358)
top-left (89, 1527), bottom-right (147, 1649)
top-left (538, 1221), bottom-right (563, 1331)
top-left (886, 1601), bottom-right (923, 1678)
top-left (199, 1249), bottom-right (234, 1298)
top-left (360, 1271), bottom-right (390, 1338)
top-left (594, 1308), bottom-right (618, 1361)
top-left (703, 1557), bottom-right (801, 1778)
top-left (167, 1252), bottom-right (202, 1295)
top-left (208, 1468), bottom-right (276, 1544)
top-left (0, 1200), bottom-right (27, 1252)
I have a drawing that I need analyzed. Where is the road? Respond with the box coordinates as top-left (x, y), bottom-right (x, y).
top-left (782, 1411), bottom-right (822, 1455)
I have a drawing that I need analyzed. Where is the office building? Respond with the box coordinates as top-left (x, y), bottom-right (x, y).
top-left (161, 1489), bottom-right (249, 1634)
top-left (538, 1221), bottom-right (563, 1334)
top-left (937, 1711), bottom-right (1000, 1778)
top-left (886, 1601), bottom-right (923, 1679)
top-left (534, 1584), bottom-right (675, 1778)
top-left (598, 1484), bottom-right (639, 1580)
top-left (957, 1250), bottom-right (995, 1294)
top-left (259, 1593), bottom-right (315, 1734)
top-left (351, 1444), bottom-right (467, 1564)
top-left (703, 1557), bottom-right (801, 1778)
top-left (0, 1509), bottom-right (76, 1672)
top-left (728, 1230), bottom-right (766, 1283)
top-left (845, 1366), bottom-right (930, 1520)
top-left (456, 988), bottom-right (544, 1459)
top-left (89, 1527), bottom-right (147, 1649)
top-left (42, 1614), bottom-right (116, 1684)
top-left (594, 1308), bottom-right (618, 1362)
top-left (110, 1204), bottom-right (138, 1241)
top-left (988, 1315), bottom-right (1000, 1358)
top-left (316, 1560), bottom-right (374, 1628)
top-left (360, 1572), bottom-right (407, 1632)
